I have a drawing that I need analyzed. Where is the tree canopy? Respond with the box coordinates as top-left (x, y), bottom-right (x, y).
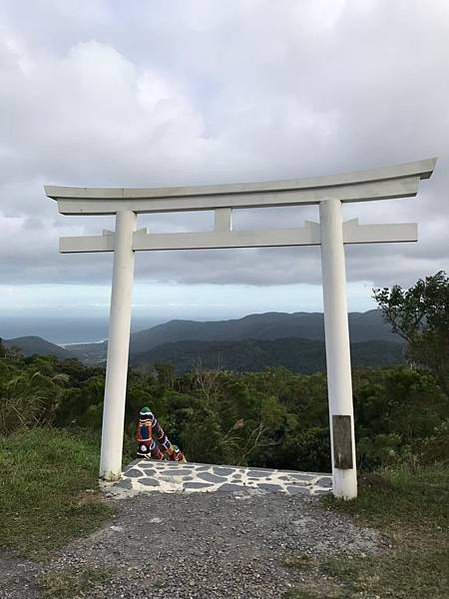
top-left (374, 271), bottom-right (449, 393)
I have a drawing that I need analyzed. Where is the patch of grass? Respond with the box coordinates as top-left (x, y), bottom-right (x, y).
top-left (284, 465), bottom-right (449, 598)
top-left (38, 566), bottom-right (112, 598)
top-left (323, 464), bottom-right (449, 530)
top-left (284, 592), bottom-right (333, 599)
top-left (282, 555), bottom-right (347, 598)
top-left (283, 554), bottom-right (315, 570)
top-left (0, 428), bottom-right (114, 559)
top-left (322, 546), bottom-right (449, 599)
top-left (318, 464), bottom-right (449, 598)
top-left (283, 587), bottom-right (349, 599)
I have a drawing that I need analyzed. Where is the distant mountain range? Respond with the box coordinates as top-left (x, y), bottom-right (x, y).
top-left (66, 309), bottom-right (401, 361)
top-left (3, 336), bottom-right (76, 360)
top-left (130, 337), bottom-right (404, 373)
top-left (129, 310), bottom-right (399, 351)
top-left (2, 310), bottom-right (405, 373)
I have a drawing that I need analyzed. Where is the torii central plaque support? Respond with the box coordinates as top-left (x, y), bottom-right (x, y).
top-left (46, 157), bottom-right (436, 499)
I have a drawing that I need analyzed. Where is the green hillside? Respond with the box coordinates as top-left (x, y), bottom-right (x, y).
top-left (130, 337), bottom-right (404, 373)
top-left (129, 309), bottom-right (399, 353)
top-left (65, 309), bottom-right (402, 363)
top-left (3, 336), bottom-right (75, 360)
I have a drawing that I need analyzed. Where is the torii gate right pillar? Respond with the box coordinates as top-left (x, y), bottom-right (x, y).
top-left (320, 198), bottom-right (357, 499)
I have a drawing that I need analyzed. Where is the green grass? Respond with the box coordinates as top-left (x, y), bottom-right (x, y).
top-left (322, 546), bottom-right (449, 598)
top-left (325, 466), bottom-right (449, 530)
top-left (38, 566), bottom-right (113, 598)
top-left (283, 554), bottom-right (315, 570)
top-left (284, 592), bottom-right (336, 599)
top-left (285, 464), bottom-right (449, 598)
top-left (0, 428), bottom-right (114, 559)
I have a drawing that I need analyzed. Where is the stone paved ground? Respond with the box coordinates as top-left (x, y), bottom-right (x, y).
top-left (0, 488), bottom-right (385, 599)
top-left (103, 460), bottom-right (333, 499)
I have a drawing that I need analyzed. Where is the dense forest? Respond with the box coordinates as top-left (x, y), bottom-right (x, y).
top-left (0, 348), bottom-right (447, 473)
top-left (1, 272), bottom-right (448, 473)
top-left (129, 337), bottom-right (404, 372)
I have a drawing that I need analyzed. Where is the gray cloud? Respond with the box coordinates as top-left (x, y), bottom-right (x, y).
top-left (0, 0), bottom-right (448, 293)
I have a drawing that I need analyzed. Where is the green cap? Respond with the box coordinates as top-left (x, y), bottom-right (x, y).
top-left (140, 406), bottom-right (151, 415)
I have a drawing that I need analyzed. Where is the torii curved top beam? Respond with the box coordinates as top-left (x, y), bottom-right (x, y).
top-left (45, 157), bottom-right (436, 215)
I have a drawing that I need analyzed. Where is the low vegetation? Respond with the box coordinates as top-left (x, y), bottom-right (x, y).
top-left (0, 428), bottom-right (113, 558)
top-left (285, 464), bottom-right (449, 598)
top-left (1, 346), bottom-right (448, 473)
top-left (38, 566), bottom-right (113, 598)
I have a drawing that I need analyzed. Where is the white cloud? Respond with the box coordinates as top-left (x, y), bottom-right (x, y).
top-left (0, 0), bottom-right (448, 318)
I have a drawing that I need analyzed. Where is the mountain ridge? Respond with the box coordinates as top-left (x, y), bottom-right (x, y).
top-left (127, 309), bottom-right (399, 356)
top-left (2, 336), bottom-right (76, 360)
top-left (130, 337), bottom-right (405, 373)
top-left (2, 310), bottom-right (403, 370)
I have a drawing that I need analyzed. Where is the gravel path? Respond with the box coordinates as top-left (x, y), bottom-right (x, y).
top-left (1, 490), bottom-right (384, 598)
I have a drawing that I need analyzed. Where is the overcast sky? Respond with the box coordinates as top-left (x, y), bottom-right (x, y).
top-left (1, 0), bottom-right (448, 337)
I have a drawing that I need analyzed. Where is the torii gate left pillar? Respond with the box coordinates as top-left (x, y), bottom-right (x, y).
top-left (45, 157), bottom-right (436, 497)
top-left (100, 210), bottom-right (136, 479)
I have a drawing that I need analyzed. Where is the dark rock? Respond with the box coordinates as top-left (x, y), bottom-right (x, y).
top-left (123, 469), bottom-right (143, 478)
top-left (139, 478), bottom-right (160, 487)
top-left (218, 483), bottom-right (244, 493)
top-left (212, 467), bottom-right (235, 476)
top-left (316, 477), bottom-right (332, 488)
top-left (183, 482), bottom-right (214, 489)
top-left (248, 470), bottom-right (274, 477)
top-left (198, 472), bottom-right (227, 483)
top-left (158, 469), bottom-right (192, 477)
top-left (113, 478), bottom-right (133, 489)
top-left (126, 459), bottom-right (142, 468)
top-left (138, 467), bottom-right (157, 475)
top-left (286, 485), bottom-right (309, 495)
top-left (257, 483), bottom-right (282, 493)
top-left (286, 473), bottom-right (317, 482)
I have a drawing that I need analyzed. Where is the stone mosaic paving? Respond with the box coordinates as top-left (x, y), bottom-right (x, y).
top-left (102, 459), bottom-right (333, 498)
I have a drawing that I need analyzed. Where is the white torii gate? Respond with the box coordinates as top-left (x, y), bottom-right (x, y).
top-left (46, 157), bottom-right (436, 499)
